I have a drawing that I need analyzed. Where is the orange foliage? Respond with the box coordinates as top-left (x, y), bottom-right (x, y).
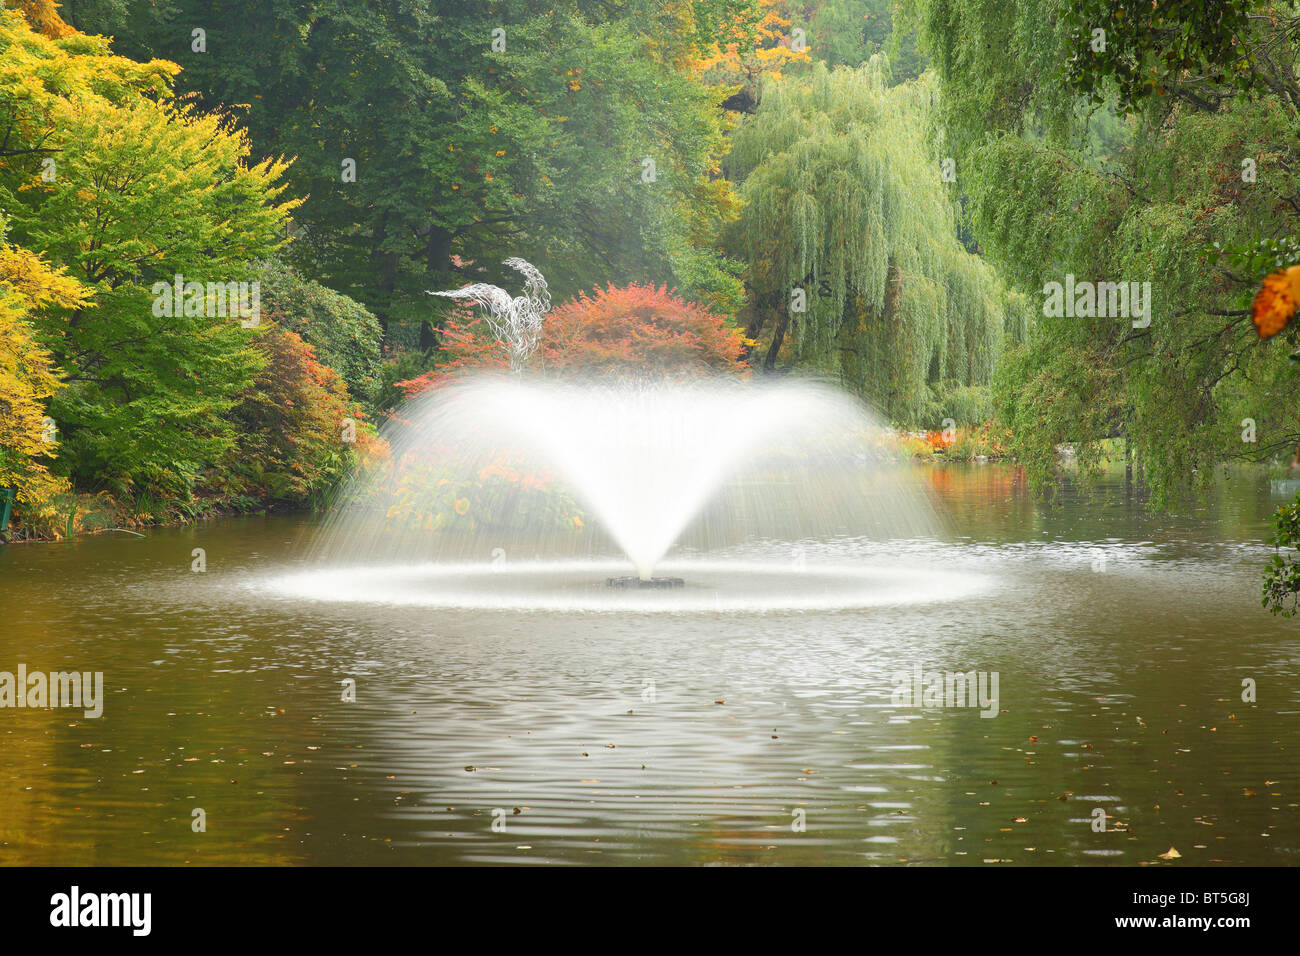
top-left (1252, 265), bottom-right (1300, 339)
top-left (542, 282), bottom-right (751, 373)
top-left (692, 0), bottom-right (811, 88)
top-left (401, 282), bottom-right (751, 395)
top-left (225, 328), bottom-right (383, 502)
top-left (922, 429), bottom-right (953, 451)
top-left (5, 0), bottom-right (74, 38)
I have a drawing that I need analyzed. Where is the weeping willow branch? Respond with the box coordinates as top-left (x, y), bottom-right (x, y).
top-left (729, 57), bottom-right (1021, 423)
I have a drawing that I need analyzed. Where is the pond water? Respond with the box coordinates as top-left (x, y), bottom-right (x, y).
top-left (1, 463), bottom-right (1296, 865)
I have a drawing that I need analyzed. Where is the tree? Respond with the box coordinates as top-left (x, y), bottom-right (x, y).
top-left (693, 0), bottom-right (813, 97)
top-left (222, 327), bottom-right (382, 507)
top-left (82, 1), bottom-right (748, 341)
top-left (257, 259), bottom-right (383, 405)
top-left (0, 224), bottom-right (91, 523)
top-left (1061, 0), bottom-right (1270, 114)
top-left (401, 281), bottom-right (749, 393)
top-left (911, 0), bottom-right (1300, 506)
top-left (0, 7), bottom-right (298, 495)
top-left (543, 282), bottom-right (751, 373)
top-left (808, 0), bottom-right (923, 78)
top-left (726, 57), bottom-right (1023, 423)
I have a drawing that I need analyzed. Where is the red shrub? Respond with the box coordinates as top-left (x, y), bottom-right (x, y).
top-left (400, 282), bottom-right (750, 396)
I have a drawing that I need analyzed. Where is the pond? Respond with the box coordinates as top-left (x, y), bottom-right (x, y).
top-left (0, 462), bottom-right (1296, 865)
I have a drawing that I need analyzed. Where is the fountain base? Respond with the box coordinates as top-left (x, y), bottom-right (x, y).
top-left (606, 576), bottom-right (685, 589)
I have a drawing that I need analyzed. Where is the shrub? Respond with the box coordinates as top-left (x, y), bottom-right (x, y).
top-left (401, 282), bottom-right (751, 396)
top-left (219, 327), bottom-right (383, 507)
top-left (258, 259), bottom-right (383, 404)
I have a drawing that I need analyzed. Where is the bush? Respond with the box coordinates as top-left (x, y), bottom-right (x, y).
top-left (401, 282), bottom-right (751, 395)
top-left (258, 259), bottom-right (383, 404)
top-left (925, 381), bottom-right (995, 430)
top-left (219, 327), bottom-right (383, 507)
top-left (541, 282), bottom-right (752, 374)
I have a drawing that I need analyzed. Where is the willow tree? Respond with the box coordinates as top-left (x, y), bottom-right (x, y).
top-left (727, 57), bottom-right (1023, 424)
top-left (911, 0), bottom-right (1300, 509)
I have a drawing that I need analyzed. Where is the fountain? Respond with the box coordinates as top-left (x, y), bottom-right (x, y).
top-left (263, 372), bottom-right (984, 612)
top-left (264, 261), bottom-right (987, 612)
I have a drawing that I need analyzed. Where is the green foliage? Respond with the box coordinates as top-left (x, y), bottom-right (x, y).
top-left (728, 58), bottom-right (1016, 423)
top-left (258, 259), bottom-right (383, 405)
top-left (375, 350), bottom-right (439, 415)
top-left (1265, 490), bottom-right (1300, 616)
top-left (95, 1), bottom-right (746, 333)
top-left (0, 7), bottom-right (296, 498)
top-left (926, 381), bottom-right (992, 429)
top-left (1063, 1), bottom-right (1262, 112)
top-left (810, 0), bottom-right (922, 79)
top-left (914, 0), bottom-right (1300, 511)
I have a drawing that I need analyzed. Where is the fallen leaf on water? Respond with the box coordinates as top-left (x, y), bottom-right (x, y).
top-left (1158, 847), bottom-right (1181, 860)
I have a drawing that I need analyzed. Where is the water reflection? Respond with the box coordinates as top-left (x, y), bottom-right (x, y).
top-left (0, 463), bottom-right (1296, 865)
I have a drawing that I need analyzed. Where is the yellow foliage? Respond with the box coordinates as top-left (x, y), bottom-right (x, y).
top-left (691, 0), bottom-right (811, 87)
top-left (0, 288), bottom-right (69, 515)
top-left (0, 242), bottom-right (92, 311)
top-left (4, 0), bottom-right (72, 39)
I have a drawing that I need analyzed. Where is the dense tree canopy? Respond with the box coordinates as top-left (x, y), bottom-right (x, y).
top-left (65, 0), bottom-right (753, 344)
top-left (0, 11), bottom-right (297, 493)
top-left (911, 0), bottom-right (1300, 506)
top-left (726, 57), bottom-right (1026, 423)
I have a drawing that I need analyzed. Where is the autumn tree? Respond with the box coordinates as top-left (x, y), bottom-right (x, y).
top-left (222, 327), bottom-right (381, 507)
top-left (0, 222), bottom-right (91, 523)
top-left (542, 282), bottom-right (751, 373)
top-left (0, 7), bottom-right (297, 496)
top-left (257, 259), bottom-right (383, 404)
top-left (401, 282), bottom-right (749, 394)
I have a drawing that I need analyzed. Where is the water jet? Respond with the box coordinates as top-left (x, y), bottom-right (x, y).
top-left (305, 373), bottom-right (949, 610)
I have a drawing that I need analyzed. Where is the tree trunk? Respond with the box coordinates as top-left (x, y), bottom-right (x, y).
top-left (764, 303), bottom-right (790, 372)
